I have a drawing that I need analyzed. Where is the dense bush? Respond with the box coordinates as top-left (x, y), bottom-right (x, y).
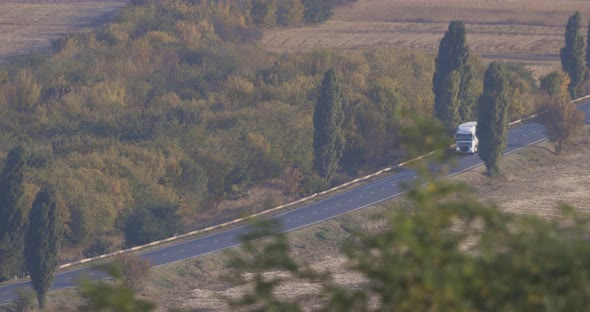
top-left (302, 0), bottom-right (333, 23)
top-left (124, 203), bottom-right (181, 247)
top-left (82, 237), bottom-right (114, 258)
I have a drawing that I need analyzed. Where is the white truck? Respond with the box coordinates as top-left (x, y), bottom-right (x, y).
top-left (455, 121), bottom-right (478, 154)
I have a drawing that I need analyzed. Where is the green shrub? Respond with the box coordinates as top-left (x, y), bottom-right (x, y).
top-left (302, 0), bottom-right (333, 23)
top-left (124, 203), bottom-right (181, 247)
top-left (299, 174), bottom-right (328, 197)
top-left (82, 237), bottom-right (114, 258)
top-left (277, 0), bottom-right (304, 26)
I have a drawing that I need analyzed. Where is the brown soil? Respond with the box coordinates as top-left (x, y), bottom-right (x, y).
top-left (262, 0), bottom-right (590, 64)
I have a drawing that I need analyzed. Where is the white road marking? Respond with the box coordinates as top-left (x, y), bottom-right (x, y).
top-left (312, 211), bottom-right (317, 214)
top-left (299, 215), bottom-right (304, 218)
top-left (228, 236), bottom-right (233, 239)
top-left (213, 240), bottom-right (218, 243)
top-left (370, 191), bottom-right (375, 194)
top-left (180, 249), bottom-right (185, 252)
top-left (2, 291), bottom-right (9, 294)
top-left (67, 277), bottom-right (72, 280)
top-left (336, 203), bottom-right (341, 206)
top-left (381, 187), bottom-right (386, 190)
top-left (163, 254), bottom-right (168, 257)
top-left (359, 195), bottom-right (364, 198)
top-left (347, 199), bottom-right (352, 202)
top-left (323, 207), bottom-right (329, 210)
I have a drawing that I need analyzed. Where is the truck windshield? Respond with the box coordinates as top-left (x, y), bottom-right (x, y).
top-left (456, 133), bottom-right (473, 140)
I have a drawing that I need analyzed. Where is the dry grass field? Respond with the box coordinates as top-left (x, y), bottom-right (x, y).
top-left (262, 0), bottom-right (590, 64)
top-left (0, 0), bottom-right (126, 62)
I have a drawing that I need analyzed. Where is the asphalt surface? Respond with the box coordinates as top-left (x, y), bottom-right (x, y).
top-left (1, 101), bottom-right (590, 304)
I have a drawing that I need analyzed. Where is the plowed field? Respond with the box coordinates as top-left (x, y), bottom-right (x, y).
top-left (262, 0), bottom-right (590, 64)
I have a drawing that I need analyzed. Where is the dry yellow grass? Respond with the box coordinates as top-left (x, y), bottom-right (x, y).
top-left (0, 1), bottom-right (126, 62)
top-left (262, 0), bottom-right (590, 65)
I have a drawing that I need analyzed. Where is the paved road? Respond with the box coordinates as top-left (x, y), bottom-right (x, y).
top-left (1, 101), bottom-right (590, 303)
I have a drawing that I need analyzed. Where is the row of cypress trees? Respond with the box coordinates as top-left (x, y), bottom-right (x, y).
top-left (432, 20), bottom-right (476, 132)
top-left (311, 20), bottom-right (510, 182)
top-left (432, 20), bottom-right (511, 177)
top-left (561, 11), bottom-right (587, 99)
top-left (433, 12), bottom-right (589, 178)
top-left (0, 146), bottom-right (62, 308)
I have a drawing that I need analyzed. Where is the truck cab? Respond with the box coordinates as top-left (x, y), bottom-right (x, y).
top-left (455, 121), bottom-right (478, 154)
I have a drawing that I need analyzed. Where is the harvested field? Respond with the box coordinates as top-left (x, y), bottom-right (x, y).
top-left (0, 0), bottom-right (127, 62)
top-left (262, 0), bottom-right (590, 64)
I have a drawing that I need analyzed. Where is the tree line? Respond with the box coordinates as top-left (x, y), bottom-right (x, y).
top-left (0, 0), bottom-right (440, 259)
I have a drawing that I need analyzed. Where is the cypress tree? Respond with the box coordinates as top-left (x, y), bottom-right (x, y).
top-left (25, 187), bottom-right (62, 309)
top-left (0, 146), bottom-right (27, 281)
top-left (477, 62), bottom-right (509, 178)
top-left (313, 68), bottom-right (344, 183)
top-left (560, 11), bottom-right (585, 98)
top-left (433, 20), bottom-right (476, 130)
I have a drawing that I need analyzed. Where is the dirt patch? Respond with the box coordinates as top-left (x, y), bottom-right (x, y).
top-left (457, 131), bottom-right (590, 217)
top-left (262, 0), bottom-right (589, 65)
top-left (0, 0), bottom-right (127, 62)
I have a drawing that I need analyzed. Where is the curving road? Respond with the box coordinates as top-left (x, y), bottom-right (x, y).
top-left (1, 101), bottom-right (590, 304)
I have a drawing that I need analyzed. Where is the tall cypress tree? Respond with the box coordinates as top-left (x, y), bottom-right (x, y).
top-left (560, 11), bottom-right (585, 98)
top-left (477, 62), bottom-right (509, 178)
top-left (433, 20), bottom-right (476, 130)
top-left (313, 68), bottom-right (344, 183)
top-left (0, 146), bottom-right (27, 281)
top-left (25, 187), bottom-right (62, 309)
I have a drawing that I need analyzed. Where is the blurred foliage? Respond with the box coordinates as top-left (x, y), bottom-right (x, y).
top-left (115, 253), bottom-right (153, 289)
top-left (78, 263), bottom-right (155, 312)
top-left (227, 121), bottom-right (590, 311)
